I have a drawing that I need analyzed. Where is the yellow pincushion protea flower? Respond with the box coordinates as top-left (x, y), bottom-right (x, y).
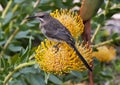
top-left (50, 9), bottom-right (84, 39)
top-left (35, 39), bottom-right (93, 74)
top-left (93, 46), bottom-right (116, 62)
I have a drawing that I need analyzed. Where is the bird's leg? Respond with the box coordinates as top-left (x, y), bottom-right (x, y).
top-left (53, 42), bottom-right (61, 53)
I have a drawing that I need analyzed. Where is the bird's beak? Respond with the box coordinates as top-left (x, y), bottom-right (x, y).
top-left (26, 16), bottom-right (37, 19)
top-left (26, 15), bottom-right (44, 22)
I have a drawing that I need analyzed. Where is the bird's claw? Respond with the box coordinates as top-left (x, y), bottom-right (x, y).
top-left (53, 43), bottom-right (60, 53)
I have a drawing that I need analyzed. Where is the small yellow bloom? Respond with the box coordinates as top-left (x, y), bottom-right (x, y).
top-left (50, 9), bottom-right (84, 39)
top-left (35, 39), bottom-right (93, 74)
top-left (93, 46), bottom-right (116, 62)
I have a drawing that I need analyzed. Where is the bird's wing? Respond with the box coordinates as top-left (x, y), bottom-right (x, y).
top-left (44, 19), bottom-right (75, 44)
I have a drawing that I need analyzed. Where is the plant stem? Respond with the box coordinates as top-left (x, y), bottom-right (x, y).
top-left (104, 0), bottom-right (110, 16)
top-left (93, 37), bottom-right (120, 48)
top-left (12, 4), bottom-right (19, 13)
top-left (3, 61), bottom-right (36, 85)
top-left (1, 0), bottom-right (13, 18)
top-left (0, 0), bottom-right (13, 30)
top-left (82, 20), bottom-right (94, 85)
top-left (33, 0), bottom-right (41, 8)
top-left (91, 24), bottom-right (101, 43)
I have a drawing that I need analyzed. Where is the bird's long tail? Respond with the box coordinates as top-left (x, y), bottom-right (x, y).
top-left (69, 43), bottom-right (92, 71)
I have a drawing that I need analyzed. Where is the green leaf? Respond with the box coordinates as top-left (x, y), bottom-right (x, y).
top-left (49, 74), bottom-right (62, 84)
top-left (44, 72), bottom-right (50, 84)
top-left (40, 0), bottom-right (50, 4)
top-left (0, 41), bottom-right (5, 46)
top-left (10, 54), bottom-right (21, 65)
top-left (100, 71), bottom-right (113, 79)
top-left (14, 0), bottom-right (24, 3)
top-left (112, 33), bottom-right (118, 40)
top-left (26, 20), bottom-right (39, 27)
top-left (20, 67), bottom-right (36, 74)
top-left (8, 79), bottom-right (27, 85)
top-left (0, 17), bottom-right (4, 24)
top-left (8, 44), bottom-right (22, 52)
top-left (20, 47), bottom-right (29, 61)
top-left (13, 66), bottom-right (40, 78)
top-left (28, 36), bottom-right (32, 51)
top-left (25, 74), bottom-right (45, 85)
top-left (114, 59), bottom-right (120, 72)
top-left (15, 30), bottom-right (30, 39)
top-left (70, 71), bottom-right (83, 79)
top-left (106, 8), bottom-right (120, 19)
top-left (26, 23), bottom-right (35, 27)
top-left (3, 12), bottom-right (13, 25)
top-left (94, 14), bottom-right (105, 24)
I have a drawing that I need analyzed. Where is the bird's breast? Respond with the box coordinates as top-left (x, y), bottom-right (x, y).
top-left (41, 28), bottom-right (46, 34)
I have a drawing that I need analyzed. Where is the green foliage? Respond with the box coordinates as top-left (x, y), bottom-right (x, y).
top-left (0, 0), bottom-right (120, 85)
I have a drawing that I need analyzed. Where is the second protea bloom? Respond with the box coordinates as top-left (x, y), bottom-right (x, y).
top-left (93, 46), bottom-right (116, 62)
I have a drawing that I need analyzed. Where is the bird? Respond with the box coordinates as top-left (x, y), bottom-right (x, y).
top-left (27, 12), bottom-right (92, 71)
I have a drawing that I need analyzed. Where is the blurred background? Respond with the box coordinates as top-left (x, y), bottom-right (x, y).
top-left (0, 0), bottom-right (120, 85)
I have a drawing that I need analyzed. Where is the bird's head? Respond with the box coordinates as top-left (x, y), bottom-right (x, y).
top-left (27, 12), bottom-right (51, 23)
